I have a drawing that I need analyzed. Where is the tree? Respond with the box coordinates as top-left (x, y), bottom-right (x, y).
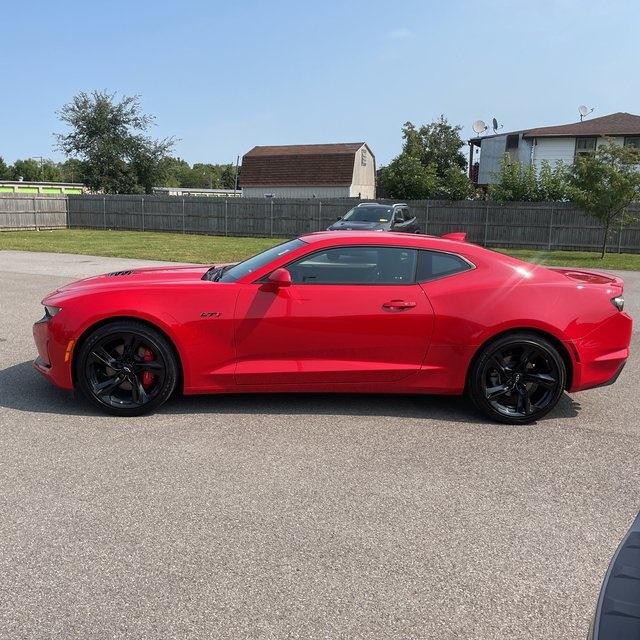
top-left (377, 152), bottom-right (437, 200)
top-left (537, 160), bottom-right (570, 201)
top-left (58, 158), bottom-right (85, 184)
top-left (568, 142), bottom-right (640, 257)
top-left (55, 91), bottom-right (176, 194)
top-left (220, 163), bottom-right (240, 190)
top-left (11, 159), bottom-right (43, 182)
top-left (192, 163), bottom-right (222, 189)
top-left (381, 116), bottom-right (473, 200)
top-left (0, 157), bottom-right (10, 179)
top-left (489, 156), bottom-right (569, 203)
top-left (158, 157), bottom-right (192, 188)
top-left (401, 117), bottom-right (467, 176)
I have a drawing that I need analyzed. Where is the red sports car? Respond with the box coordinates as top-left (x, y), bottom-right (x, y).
top-left (33, 232), bottom-right (632, 424)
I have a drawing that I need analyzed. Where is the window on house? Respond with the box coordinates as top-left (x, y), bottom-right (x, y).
top-left (361, 149), bottom-right (367, 166)
top-left (575, 137), bottom-right (597, 157)
top-left (505, 134), bottom-right (519, 150)
top-left (624, 137), bottom-right (640, 150)
top-left (505, 134), bottom-right (520, 161)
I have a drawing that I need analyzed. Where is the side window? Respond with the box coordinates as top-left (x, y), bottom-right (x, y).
top-left (416, 250), bottom-right (474, 282)
top-left (575, 137), bottom-right (597, 158)
top-left (393, 208), bottom-right (406, 223)
top-left (286, 247), bottom-right (417, 285)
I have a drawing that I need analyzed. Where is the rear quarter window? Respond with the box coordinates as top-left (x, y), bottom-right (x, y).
top-left (416, 250), bottom-right (474, 282)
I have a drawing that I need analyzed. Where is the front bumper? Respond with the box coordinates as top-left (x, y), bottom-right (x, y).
top-left (32, 317), bottom-right (75, 390)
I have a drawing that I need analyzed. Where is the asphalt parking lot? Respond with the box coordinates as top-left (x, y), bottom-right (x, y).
top-left (0, 249), bottom-right (638, 640)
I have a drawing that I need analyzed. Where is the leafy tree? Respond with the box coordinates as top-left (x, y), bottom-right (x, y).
top-left (158, 157), bottom-right (192, 188)
top-left (433, 167), bottom-right (478, 200)
top-left (58, 158), bottom-right (86, 184)
top-left (401, 117), bottom-right (467, 176)
top-left (537, 160), bottom-right (569, 201)
top-left (382, 116), bottom-right (473, 200)
top-left (489, 156), bottom-right (569, 203)
top-left (377, 152), bottom-right (437, 200)
top-left (55, 90), bottom-right (176, 194)
top-left (192, 163), bottom-right (222, 189)
top-left (11, 159), bottom-right (43, 182)
top-left (568, 142), bottom-right (640, 257)
top-left (0, 157), bottom-right (11, 179)
top-left (220, 163), bottom-right (240, 190)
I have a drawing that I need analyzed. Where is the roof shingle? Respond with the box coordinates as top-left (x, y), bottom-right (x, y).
top-left (240, 143), bottom-right (370, 187)
top-left (523, 112), bottom-right (640, 138)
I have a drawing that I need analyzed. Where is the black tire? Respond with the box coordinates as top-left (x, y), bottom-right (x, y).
top-left (75, 320), bottom-right (178, 417)
top-left (467, 332), bottom-right (566, 425)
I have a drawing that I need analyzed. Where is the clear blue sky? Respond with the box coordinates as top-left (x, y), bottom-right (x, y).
top-left (1, 0), bottom-right (638, 168)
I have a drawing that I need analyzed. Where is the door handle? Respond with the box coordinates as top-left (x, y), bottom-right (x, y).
top-left (382, 300), bottom-right (417, 310)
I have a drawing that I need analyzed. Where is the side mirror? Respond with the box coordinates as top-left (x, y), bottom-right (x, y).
top-left (267, 267), bottom-right (292, 288)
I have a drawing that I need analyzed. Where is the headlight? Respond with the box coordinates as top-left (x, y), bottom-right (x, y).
top-left (610, 296), bottom-right (624, 311)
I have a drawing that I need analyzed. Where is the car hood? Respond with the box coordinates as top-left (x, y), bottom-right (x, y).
top-left (42, 264), bottom-right (217, 300)
top-left (327, 220), bottom-right (385, 231)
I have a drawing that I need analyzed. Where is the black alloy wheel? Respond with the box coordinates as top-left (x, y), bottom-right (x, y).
top-left (76, 320), bottom-right (178, 416)
top-left (468, 332), bottom-right (566, 425)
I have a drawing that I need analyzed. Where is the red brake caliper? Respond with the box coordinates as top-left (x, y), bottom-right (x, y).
top-left (142, 348), bottom-right (155, 388)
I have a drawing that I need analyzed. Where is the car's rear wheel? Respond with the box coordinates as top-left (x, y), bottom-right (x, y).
top-left (467, 332), bottom-right (566, 425)
top-left (76, 320), bottom-right (178, 416)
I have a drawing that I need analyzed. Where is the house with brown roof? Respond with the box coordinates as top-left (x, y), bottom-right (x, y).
top-left (240, 143), bottom-right (375, 198)
top-left (469, 112), bottom-right (640, 186)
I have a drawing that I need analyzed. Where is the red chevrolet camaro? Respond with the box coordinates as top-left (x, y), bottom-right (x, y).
top-left (33, 231), bottom-right (632, 424)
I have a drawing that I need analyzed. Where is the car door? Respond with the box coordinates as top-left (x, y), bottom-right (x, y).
top-left (390, 207), bottom-right (417, 233)
top-left (233, 246), bottom-right (434, 386)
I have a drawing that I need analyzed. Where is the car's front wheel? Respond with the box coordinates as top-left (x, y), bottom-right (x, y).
top-left (75, 320), bottom-right (178, 416)
top-left (467, 332), bottom-right (566, 425)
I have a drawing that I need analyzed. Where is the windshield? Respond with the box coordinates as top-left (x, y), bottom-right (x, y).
top-left (342, 206), bottom-right (391, 223)
top-left (217, 238), bottom-right (307, 282)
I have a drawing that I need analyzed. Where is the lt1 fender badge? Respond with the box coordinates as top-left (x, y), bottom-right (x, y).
top-left (200, 312), bottom-right (222, 318)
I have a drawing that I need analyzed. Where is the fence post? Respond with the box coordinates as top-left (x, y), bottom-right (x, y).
top-left (33, 196), bottom-right (39, 231)
top-left (141, 197), bottom-right (145, 232)
top-left (103, 197), bottom-right (107, 230)
top-left (424, 201), bottom-right (429, 235)
top-left (484, 204), bottom-right (490, 246)
top-left (619, 219), bottom-right (624, 254)
top-left (318, 201), bottom-right (322, 231)
top-left (548, 206), bottom-right (554, 251)
top-left (270, 199), bottom-right (274, 237)
top-left (182, 198), bottom-right (186, 234)
top-left (225, 199), bottom-right (228, 237)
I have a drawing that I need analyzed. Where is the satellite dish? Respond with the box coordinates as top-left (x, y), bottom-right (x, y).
top-left (492, 117), bottom-right (503, 133)
top-left (472, 120), bottom-right (488, 134)
top-left (578, 105), bottom-right (594, 121)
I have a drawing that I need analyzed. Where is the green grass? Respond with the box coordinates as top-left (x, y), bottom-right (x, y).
top-left (0, 229), bottom-right (283, 264)
top-left (496, 249), bottom-right (640, 271)
top-left (1, 229), bottom-right (639, 270)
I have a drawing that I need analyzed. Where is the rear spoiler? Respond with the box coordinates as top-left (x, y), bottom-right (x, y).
top-left (441, 232), bottom-right (467, 242)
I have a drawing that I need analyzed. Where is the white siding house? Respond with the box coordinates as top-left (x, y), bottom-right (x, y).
top-left (469, 112), bottom-right (640, 186)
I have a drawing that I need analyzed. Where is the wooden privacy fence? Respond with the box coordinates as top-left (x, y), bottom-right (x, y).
top-left (2, 193), bottom-right (640, 253)
top-left (0, 193), bottom-right (67, 230)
